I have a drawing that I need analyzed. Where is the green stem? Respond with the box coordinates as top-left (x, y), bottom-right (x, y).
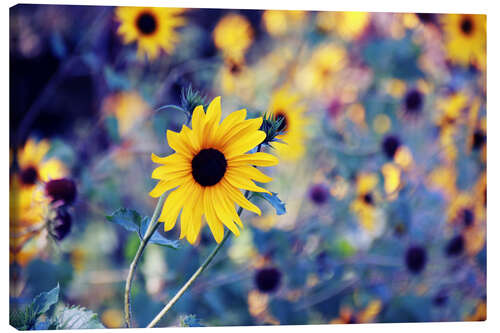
top-left (124, 192), bottom-right (168, 328)
top-left (146, 205), bottom-right (245, 328)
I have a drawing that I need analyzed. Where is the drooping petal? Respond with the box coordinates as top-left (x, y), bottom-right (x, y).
top-left (203, 187), bottom-right (225, 243)
top-left (220, 179), bottom-right (262, 215)
top-left (224, 131), bottom-right (266, 158)
top-left (225, 171), bottom-right (271, 193)
top-left (212, 187), bottom-right (240, 236)
top-left (231, 165), bottom-right (273, 183)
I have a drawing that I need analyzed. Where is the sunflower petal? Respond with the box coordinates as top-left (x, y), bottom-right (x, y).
top-left (228, 152), bottom-right (279, 167)
top-left (224, 131), bottom-right (266, 158)
top-left (220, 179), bottom-right (262, 215)
top-left (225, 171), bottom-right (271, 193)
top-left (231, 165), bottom-right (273, 183)
top-left (203, 187), bottom-right (225, 243)
top-left (213, 188), bottom-right (240, 236)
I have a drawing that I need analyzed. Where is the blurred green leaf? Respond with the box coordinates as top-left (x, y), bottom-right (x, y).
top-left (32, 284), bottom-right (60, 316)
top-left (254, 192), bottom-right (286, 215)
top-left (140, 216), bottom-right (180, 249)
top-left (106, 208), bottom-right (142, 233)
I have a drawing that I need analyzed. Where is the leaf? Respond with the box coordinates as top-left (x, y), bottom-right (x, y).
top-left (32, 284), bottom-right (60, 316)
top-left (255, 192), bottom-right (286, 215)
top-left (181, 314), bottom-right (204, 327)
top-left (54, 306), bottom-right (105, 329)
top-left (140, 216), bottom-right (180, 249)
top-left (106, 208), bottom-right (142, 233)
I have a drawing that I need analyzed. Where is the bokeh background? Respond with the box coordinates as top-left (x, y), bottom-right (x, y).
top-left (10, 4), bottom-right (486, 328)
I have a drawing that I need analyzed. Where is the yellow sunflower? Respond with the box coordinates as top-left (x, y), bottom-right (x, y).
top-left (442, 14), bottom-right (486, 69)
top-left (115, 7), bottom-right (186, 60)
top-left (213, 14), bottom-right (253, 63)
top-left (150, 97), bottom-right (278, 244)
top-left (268, 88), bottom-right (308, 161)
top-left (16, 138), bottom-right (67, 188)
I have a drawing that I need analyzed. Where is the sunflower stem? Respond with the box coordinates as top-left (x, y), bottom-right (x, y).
top-left (146, 200), bottom-right (247, 328)
top-left (124, 192), bottom-right (168, 328)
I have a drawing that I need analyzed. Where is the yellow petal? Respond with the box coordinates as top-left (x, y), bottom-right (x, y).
top-left (203, 187), bottom-right (225, 243)
top-left (224, 130), bottom-right (266, 158)
top-left (228, 152), bottom-right (279, 167)
top-left (220, 179), bottom-right (261, 215)
top-left (231, 165), bottom-right (273, 183)
top-left (214, 109), bottom-right (247, 141)
top-left (225, 170), bottom-right (271, 193)
top-left (212, 188), bottom-right (240, 236)
top-left (217, 118), bottom-right (263, 149)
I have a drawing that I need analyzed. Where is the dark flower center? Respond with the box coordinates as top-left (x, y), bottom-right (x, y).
top-left (472, 130), bottom-right (486, 150)
top-left (20, 166), bottom-right (38, 185)
top-left (462, 208), bottom-right (475, 227)
top-left (275, 111), bottom-right (288, 132)
top-left (191, 148), bottom-right (227, 187)
top-left (362, 193), bottom-right (374, 205)
top-left (255, 267), bottom-right (282, 293)
top-left (405, 246), bottom-right (427, 274)
top-left (460, 17), bottom-right (474, 36)
top-left (229, 61), bottom-right (242, 74)
top-left (416, 13), bottom-right (436, 24)
top-left (136, 12), bottom-right (157, 35)
top-left (445, 235), bottom-right (464, 257)
top-left (382, 135), bottom-right (401, 159)
top-left (405, 89), bottom-right (423, 114)
top-left (309, 184), bottom-right (329, 205)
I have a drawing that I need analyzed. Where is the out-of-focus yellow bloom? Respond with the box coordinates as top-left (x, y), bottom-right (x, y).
top-left (218, 60), bottom-right (255, 101)
top-left (262, 10), bottom-right (306, 37)
top-left (149, 97), bottom-right (278, 244)
top-left (268, 88), bottom-right (308, 161)
top-left (373, 114), bottom-right (391, 134)
top-left (213, 14), bottom-right (253, 63)
top-left (16, 138), bottom-right (67, 188)
top-left (351, 173), bottom-right (378, 231)
top-left (317, 12), bottom-right (370, 41)
top-left (436, 93), bottom-right (468, 125)
top-left (442, 14), bottom-right (486, 70)
top-left (427, 165), bottom-right (457, 199)
top-left (394, 146), bottom-right (413, 170)
top-left (115, 7), bottom-right (186, 60)
top-left (102, 91), bottom-right (151, 137)
top-left (330, 300), bottom-right (382, 324)
top-left (298, 44), bottom-right (347, 94)
top-left (382, 163), bottom-right (401, 200)
top-left (101, 308), bottom-right (124, 328)
top-left (247, 290), bottom-right (279, 324)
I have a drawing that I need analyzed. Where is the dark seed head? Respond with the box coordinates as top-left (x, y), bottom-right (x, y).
top-left (445, 235), bottom-right (464, 257)
top-left (274, 111), bottom-right (288, 132)
top-left (416, 13), bottom-right (436, 24)
top-left (49, 208), bottom-right (72, 241)
top-left (20, 166), bottom-right (39, 185)
top-left (472, 130), bottom-right (486, 150)
top-left (404, 89), bottom-right (424, 115)
top-left (136, 12), bottom-right (157, 35)
top-left (460, 17), bottom-right (474, 35)
top-left (405, 245), bottom-right (427, 274)
top-left (346, 315), bottom-right (358, 324)
top-left (191, 148), bottom-right (227, 187)
top-left (309, 184), bottom-right (330, 205)
top-left (362, 193), bottom-right (374, 205)
top-left (255, 267), bottom-right (282, 293)
top-left (433, 290), bottom-right (448, 307)
top-left (382, 135), bottom-right (401, 159)
top-left (45, 178), bottom-right (77, 205)
top-left (462, 208), bottom-right (475, 228)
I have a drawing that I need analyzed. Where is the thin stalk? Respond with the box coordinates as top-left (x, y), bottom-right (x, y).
top-left (124, 192), bottom-right (168, 328)
top-left (146, 205), bottom-right (245, 328)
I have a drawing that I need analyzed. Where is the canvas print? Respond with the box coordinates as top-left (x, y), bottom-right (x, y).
top-left (10, 4), bottom-right (486, 329)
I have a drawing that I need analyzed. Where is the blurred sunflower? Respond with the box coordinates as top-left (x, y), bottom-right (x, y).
top-left (150, 97), bottom-right (278, 244)
top-left (350, 172), bottom-right (379, 231)
top-left (102, 90), bottom-right (151, 137)
top-left (316, 11), bottom-right (370, 41)
top-left (213, 14), bottom-right (253, 63)
top-left (262, 10), bottom-right (306, 37)
top-left (16, 138), bottom-right (67, 188)
top-left (298, 43), bottom-right (347, 94)
top-left (115, 7), bottom-right (186, 60)
top-left (268, 88), bottom-right (308, 161)
top-left (442, 14), bottom-right (486, 69)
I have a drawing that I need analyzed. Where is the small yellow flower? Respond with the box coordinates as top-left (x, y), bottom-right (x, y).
top-left (442, 14), bottom-right (486, 69)
top-left (150, 97), bottom-right (278, 244)
top-left (317, 11), bottom-right (370, 41)
top-left (213, 14), bottom-right (253, 63)
top-left (351, 173), bottom-right (379, 231)
top-left (115, 7), bottom-right (186, 60)
top-left (262, 10), bottom-right (306, 37)
top-left (268, 88), bottom-right (309, 161)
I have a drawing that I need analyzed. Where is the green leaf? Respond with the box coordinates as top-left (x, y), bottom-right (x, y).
top-left (180, 314), bottom-right (204, 327)
top-left (106, 208), bottom-right (142, 233)
top-left (254, 192), bottom-right (286, 215)
top-left (32, 284), bottom-right (60, 316)
top-left (54, 306), bottom-right (105, 329)
top-left (140, 216), bottom-right (180, 249)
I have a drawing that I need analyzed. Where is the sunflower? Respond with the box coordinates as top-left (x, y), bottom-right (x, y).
top-left (350, 172), bottom-right (380, 231)
top-left (16, 138), bottom-right (67, 188)
top-left (442, 14), bottom-right (486, 69)
top-left (150, 97), bottom-right (278, 244)
top-left (213, 14), bottom-right (253, 63)
top-left (115, 7), bottom-right (186, 60)
top-left (268, 88), bottom-right (308, 161)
